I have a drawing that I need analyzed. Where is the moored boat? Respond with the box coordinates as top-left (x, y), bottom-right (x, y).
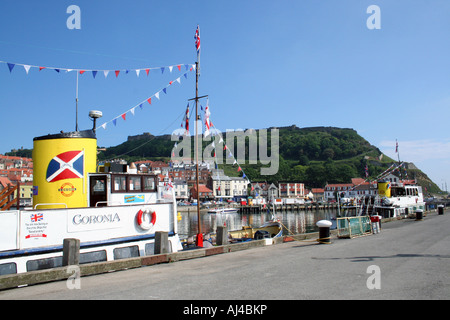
top-left (0, 128), bottom-right (182, 276)
top-left (373, 180), bottom-right (426, 218)
top-left (207, 207), bottom-right (238, 214)
top-left (228, 221), bottom-right (283, 241)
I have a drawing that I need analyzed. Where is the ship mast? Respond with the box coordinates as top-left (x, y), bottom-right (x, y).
top-left (189, 26), bottom-right (207, 247)
top-left (189, 63), bottom-right (208, 247)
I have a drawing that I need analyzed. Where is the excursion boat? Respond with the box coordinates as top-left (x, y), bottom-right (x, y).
top-left (0, 128), bottom-right (182, 276)
top-left (373, 180), bottom-right (426, 218)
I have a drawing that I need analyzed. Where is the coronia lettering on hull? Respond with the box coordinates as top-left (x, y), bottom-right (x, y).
top-left (72, 213), bottom-right (120, 225)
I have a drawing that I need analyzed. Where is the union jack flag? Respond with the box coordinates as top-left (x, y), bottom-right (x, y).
top-left (194, 25), bottom-right (200, 54)
top-left (46, 150), bottom-right (84, 183)
top-left (31, 213), bottom-right (43, 222)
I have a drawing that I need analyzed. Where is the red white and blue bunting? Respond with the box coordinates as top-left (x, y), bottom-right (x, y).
top-left (97, 65), bottom-right (195, 130)
top-left (0, 60), bottom-right (195, 78)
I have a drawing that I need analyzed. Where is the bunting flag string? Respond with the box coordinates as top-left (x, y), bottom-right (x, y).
top-left (171, 100), bottom-right (251, 186)
top-left (0, 59), bottom-right (195, 79)
top-left (96, 65), bottom-right (195, 130)
top-left (203, 104), bottom-right (251, 185)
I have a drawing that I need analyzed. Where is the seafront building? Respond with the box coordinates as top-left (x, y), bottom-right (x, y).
top-left (1, 153), bottom-right (397, 207)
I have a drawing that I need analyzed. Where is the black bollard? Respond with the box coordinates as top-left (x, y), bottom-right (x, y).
top-left (316, 220), bottom-right (332, 244)
top-left (438, 205), bottom-right (444, 215)
top-left (415, 209), bottom-right (423, 221)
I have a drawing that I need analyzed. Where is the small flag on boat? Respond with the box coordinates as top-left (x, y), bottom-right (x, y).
top-left (31, 213), bottom-right (43, 222)
top-left (194, 25), bottom-right (201, 54)
top-left (184, 103), bottom-right (190, 135)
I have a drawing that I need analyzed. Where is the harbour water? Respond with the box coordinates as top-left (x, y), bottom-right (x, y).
top-left (177, 207), bottom-right (338, 239)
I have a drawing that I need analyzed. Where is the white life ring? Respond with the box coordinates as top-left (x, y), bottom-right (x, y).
top-left (136, 209), bottom-right (156, 230)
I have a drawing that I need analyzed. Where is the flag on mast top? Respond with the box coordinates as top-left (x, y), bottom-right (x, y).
top-left (194, 25), bottom-right (201, 58)
top-left (194, 25), bottom-right (201, 73)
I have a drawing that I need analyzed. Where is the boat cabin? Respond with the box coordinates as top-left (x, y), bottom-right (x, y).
top-left (88, 172), bottom-right (158, 207)
top-left (390, 185), bottom-right (422, 198)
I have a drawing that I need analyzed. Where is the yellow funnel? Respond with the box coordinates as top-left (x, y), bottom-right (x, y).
top-left (378, 181), bottom-right (391, 198)
top-left (32, 130), bottom-right (97, 209)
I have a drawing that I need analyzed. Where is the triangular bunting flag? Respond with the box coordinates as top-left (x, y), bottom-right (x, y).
top-left (130, 107), bottom-right (135, 115)
top-left (145, 69), bottom-right (150, 76)
top-left (7, 63), bottom-right (15, 73)
top-left (147, 97), bottom-right (152, 104)
top-left (115, 70), bottom-right (120, 77)
top-left (79, 70), bottom-right (85, 74)
top-left (54, 69), bottom-right (60, 73)
top-left (121, 113), bottom-right (126, 121)
top-left (136, 69), bottom-right (140, 77)
top-left (92, 70), bottom-right (97, 79)
top-left (139, 103), bottom-right (143, 110)
top-left (169, 66), bottom-right (173, 72)
top-left (113, 118), bottom-right (117, 126)
top-left (176, 77), bottom-right (181, 84)
top-left (238, 167), bottom-right (242, 172)
top-left (104, 70), bottom-right (109, 78)
top-left (155, 92), bottom-right (160, 100)
top-left (39, 67), bottom-right (45, 71)
top-left (23, 65), bottom-right (31, 74)
top-left (161, 67), bottom-right (165, 74)
top-left (177, 65), bottom-right (181, 71)
top-left (163, 88), bottom-right (167, 94)
top-left (101, 123), bottom-right (107, 130)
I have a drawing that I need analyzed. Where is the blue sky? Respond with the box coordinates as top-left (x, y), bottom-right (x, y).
top-left (0, 0), bottom-right (449, 191)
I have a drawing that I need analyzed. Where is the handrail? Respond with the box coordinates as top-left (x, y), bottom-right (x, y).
top-left (34, 203), bottom-right (68, 209)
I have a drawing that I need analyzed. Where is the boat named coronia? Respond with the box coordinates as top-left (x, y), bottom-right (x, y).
top-left (72, 212), bottom-right (121, 225)
top-left (0, 126), bottom-right (182, 276)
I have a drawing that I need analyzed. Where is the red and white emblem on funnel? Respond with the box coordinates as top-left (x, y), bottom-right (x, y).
top-left (46, 150), bottom-right (84, 182)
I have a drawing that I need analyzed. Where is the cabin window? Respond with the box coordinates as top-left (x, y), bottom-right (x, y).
top-left (93, 179), bottom-right (105, 192)
top-left (143, 176), bottom-right (156, 191)
top-left (80, 250), bottom-right (107, 264)
top-left (111, 174), bottom-right (156, 193)
top-left (113, 176), bottom-right (127, 192)
top-left (129, 176), bottom-right (142, 191)
top-left (0, 262), bottom-right (17, 275)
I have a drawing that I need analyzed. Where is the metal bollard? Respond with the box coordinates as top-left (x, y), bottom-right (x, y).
top-left (316, 220), bottom-right (332, 244)
top-left (415, 209), bottom-right (423, 221)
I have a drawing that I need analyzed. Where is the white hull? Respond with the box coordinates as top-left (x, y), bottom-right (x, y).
top-left (208, 208), bottom-right (238, 214)
top-left (0, 202), bottom-right (182, 275)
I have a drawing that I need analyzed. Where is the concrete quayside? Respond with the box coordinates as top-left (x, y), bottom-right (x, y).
top-left (1, 206), bottom-right (448, 297)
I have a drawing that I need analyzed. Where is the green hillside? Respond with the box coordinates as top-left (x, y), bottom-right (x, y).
top-left (95, 125), bottom-right (440, 193)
